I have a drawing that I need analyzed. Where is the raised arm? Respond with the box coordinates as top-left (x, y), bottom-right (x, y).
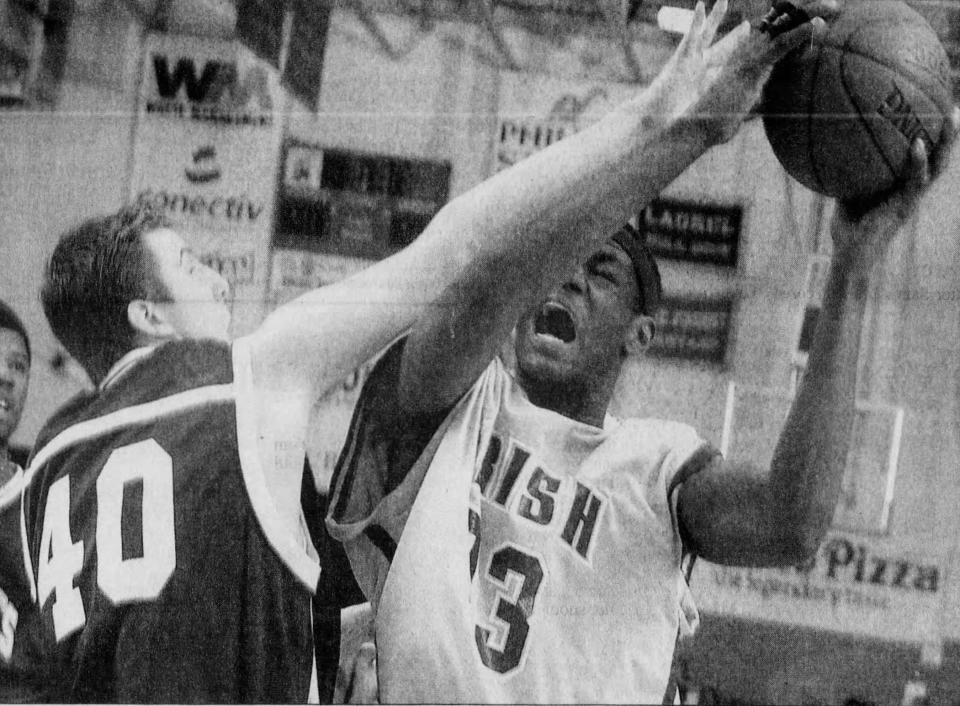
top-left (388, 0), bottom-right (836, 418)
top-left (678, 110), bottom-right (960, 567)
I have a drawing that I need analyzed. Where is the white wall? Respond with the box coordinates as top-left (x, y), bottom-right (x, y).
top-left (1, 4), bottom-right (144, 445)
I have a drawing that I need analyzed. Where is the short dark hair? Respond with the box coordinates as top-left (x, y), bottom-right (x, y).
top-left (42, 203), bottom-right (171, 383)
top-left (0, 299), bottom-right (30, 364)
top-left (611, 223), bottom-right (662, 316)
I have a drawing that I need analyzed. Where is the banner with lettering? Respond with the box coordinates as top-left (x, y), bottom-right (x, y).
top-left (693, 533), bottom-right (944, 643)
top-left (649, 296), bottom-right (734, 365)
top-left (129, 33), bottom-right (284, 336)
top-left (494, 72), bottom-right (633, 173)
top-left (638, 198), bottom-right (742, 267)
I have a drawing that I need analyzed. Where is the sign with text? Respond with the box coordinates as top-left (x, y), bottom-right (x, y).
top-left (267, 248), bottom-right (370, 308)
top-left (494, 73), bottom-right (633, 173)
top-left (130, 33), bottom-right (284, 336)
top-left (695, 532), bottom-right (943, 643)
top-left (637, 198), bottom-right (742, 267)
top-left (649, 296), bottom-right (733, 365)
top-left (273, 140), bottom-right (451, 259)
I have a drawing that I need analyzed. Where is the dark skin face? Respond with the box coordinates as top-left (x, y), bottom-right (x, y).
top-left (514, 239), bottom-right (650, 427)
top-left (0, 329), bottom-right (29, 453)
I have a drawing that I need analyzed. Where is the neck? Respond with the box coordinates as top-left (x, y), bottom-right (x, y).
top-left (518, 371), bottom-right (616, 428)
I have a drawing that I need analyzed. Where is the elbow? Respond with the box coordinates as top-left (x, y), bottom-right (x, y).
top-left (774, 524), bottom-right (826, 567)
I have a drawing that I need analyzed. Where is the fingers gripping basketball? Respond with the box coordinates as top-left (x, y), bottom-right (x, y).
top-left (761, 0), bottom-right (954, 200)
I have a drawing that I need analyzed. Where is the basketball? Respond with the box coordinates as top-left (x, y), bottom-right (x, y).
top-left (761, 0), bottom-right (953, 200)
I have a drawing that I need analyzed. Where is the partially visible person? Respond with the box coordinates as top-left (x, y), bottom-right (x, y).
top-left (0, 300), bottom-right (29, 480)
top-left (0, 300), bottom-right (45, 702)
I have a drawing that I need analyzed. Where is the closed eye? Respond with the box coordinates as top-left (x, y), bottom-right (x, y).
top-left (588, 264), bottom-right (619, 285)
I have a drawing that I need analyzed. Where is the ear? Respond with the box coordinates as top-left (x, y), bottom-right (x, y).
top-left (624, 313), bottom-right (656, 357)
top-left (127, 299), bottom-right (176, 342)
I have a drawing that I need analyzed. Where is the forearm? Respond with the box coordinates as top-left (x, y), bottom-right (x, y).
top-left (767, 248), bottom-right (871, 556)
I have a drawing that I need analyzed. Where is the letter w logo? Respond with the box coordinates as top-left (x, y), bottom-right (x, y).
top-left (152, 55), bottom-right (272, 110)
top-left (153, 56), bottom-right (220, 101)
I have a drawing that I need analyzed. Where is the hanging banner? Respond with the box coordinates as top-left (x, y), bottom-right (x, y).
top-left (694, 532), bottom-right (943, 643)
top-left (129, 33), bottom-right (284, 336)
top-left (494, 72), bottom-right (633, 173)
top-left (638, 198), bottom-right (742, 267)
top-left (649, 296), bottom-right (734, 365)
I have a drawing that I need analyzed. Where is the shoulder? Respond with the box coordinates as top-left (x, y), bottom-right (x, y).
top-left (31, 340), bottom-right (237, 465)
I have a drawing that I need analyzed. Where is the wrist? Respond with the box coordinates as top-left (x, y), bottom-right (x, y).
top-left (827, 247), bottom-right (873, 299)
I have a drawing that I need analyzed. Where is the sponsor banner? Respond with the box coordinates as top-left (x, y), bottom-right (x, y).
top-left (638, 198), bottom-right (742, 267)
top-left (494, 73), bottom-right (633, 172)
top-left (694, 532), bottom-right (943, 643)
top-left (268, 248), bottom-right (371, 307)
top-left (130, 33), bottom-right (284, 336)
top-left (273, 140), bottom-right (451, 259)
top-left (649, 296), bottom-right (733, 365)
top-left (201, 250), bottom-right (256, 286)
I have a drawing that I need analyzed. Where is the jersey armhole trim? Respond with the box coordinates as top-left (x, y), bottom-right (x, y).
top-left (363, 524), bottom-right (397, 562)
top-left (233, 338), bottom-right (321, 592)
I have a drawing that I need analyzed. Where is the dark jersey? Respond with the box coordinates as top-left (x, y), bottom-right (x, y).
top-left (0, 472), bottom-right (47, 702)
top-left (22, 339), bottom-right (320, 703)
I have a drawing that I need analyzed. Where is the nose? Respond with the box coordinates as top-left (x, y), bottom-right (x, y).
top-left (562, 266), bottom-right (588, 294)
top-left (0, 361), bottom-right (14, 387)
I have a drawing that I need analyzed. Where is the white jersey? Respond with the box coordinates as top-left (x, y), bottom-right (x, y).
top-left (328, 351), bottom-right (718, 703)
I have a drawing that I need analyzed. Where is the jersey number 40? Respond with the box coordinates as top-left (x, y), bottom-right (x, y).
top-left (36, 439), bottom-right (176, 642)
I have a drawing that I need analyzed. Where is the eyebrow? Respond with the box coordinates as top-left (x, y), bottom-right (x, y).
top-left (588, 250), bottom-right (629, 270)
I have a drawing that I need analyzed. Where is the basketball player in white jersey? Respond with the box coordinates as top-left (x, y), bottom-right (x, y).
top-left (327, 1), bottom-right (960, 702)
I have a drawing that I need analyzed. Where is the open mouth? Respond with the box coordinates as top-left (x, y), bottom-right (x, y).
top-left (534, 302), bottom-right (576, 343)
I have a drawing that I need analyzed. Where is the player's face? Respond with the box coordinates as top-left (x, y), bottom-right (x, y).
top-left (142, 228), bottom-right (231, 342)
top-left (0, 329), bottom-right (29, 445)
top-left (515, 240), bottom-right (641, 387)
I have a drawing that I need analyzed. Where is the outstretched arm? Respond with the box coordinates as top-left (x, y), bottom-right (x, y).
top-left (678, 109), bottom-right (960, 567)
top-left (387, 0), bottom-right (836, 419)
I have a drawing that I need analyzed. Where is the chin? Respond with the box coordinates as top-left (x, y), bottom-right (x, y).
top-left (516, 339), bottom-right (578, 386)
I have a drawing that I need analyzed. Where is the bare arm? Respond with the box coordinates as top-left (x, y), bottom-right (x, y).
top-left (391, 1), bottom-right (836, 418)
top-left (679, 110), bottom-right (960, 567)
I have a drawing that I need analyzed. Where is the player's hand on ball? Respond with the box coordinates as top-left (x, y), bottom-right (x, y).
top-left (832, 105), bottom-right (960, 267)
top-left (683, 0), bottom-right (839, 145)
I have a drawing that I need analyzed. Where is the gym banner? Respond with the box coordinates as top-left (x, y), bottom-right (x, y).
top-left (694, 533), bottom-right (943, 643)
top-left (129, 33), bottom-right (284, 336)
top-left (637, 198), bottom-right (742, 267)
top-left (272, 140), bottom-right (451, 260)
top-left (648, 296), bottom-right (733, 365)
top-left (494, 73), bottom-right (633, 173)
